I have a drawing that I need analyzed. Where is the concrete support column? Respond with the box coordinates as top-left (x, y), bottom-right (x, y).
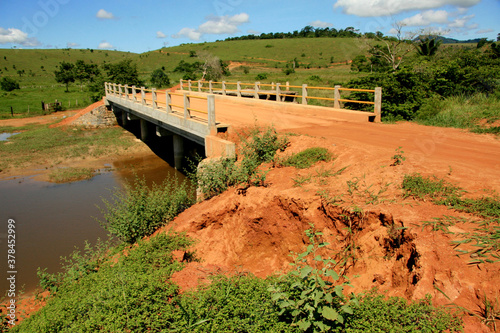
top-left (121, 111), bottom-right (128, 127)
top-left (140, 119), bottom-right (150, 142)
top-left (173, 134), bottom-right (184, 170)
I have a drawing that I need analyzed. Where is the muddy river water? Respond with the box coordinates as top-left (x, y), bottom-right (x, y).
top-left (0, 153), bottom-right (187, 296)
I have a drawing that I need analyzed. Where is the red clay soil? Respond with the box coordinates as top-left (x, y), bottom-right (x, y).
top-left (164, 95), bottom-right (500, 332)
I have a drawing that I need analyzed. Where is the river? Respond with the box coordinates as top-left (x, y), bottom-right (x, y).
top-left (0, 153), bottom-right (188, 296)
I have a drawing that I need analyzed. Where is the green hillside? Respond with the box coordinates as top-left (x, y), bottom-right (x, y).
top-left (0, 38), bottom-right (372, 118)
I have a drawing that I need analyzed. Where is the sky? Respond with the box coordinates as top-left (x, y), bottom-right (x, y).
top-left (0, 0), bottom-right (499, 53)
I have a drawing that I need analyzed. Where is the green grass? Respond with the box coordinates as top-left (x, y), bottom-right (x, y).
top-left (281, 147), bottom-right (332, 169)
top-left (48, 167), bottom-right (95, 183)
top-left (0, 124), bottom-right (137, 172)
top-left (402, 173), bottom-right (500, 264)
top-left (415, 94), bottom-right (500, 135)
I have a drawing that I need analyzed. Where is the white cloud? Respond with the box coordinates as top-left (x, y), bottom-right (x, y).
top-left (400, 10), bottom-right (449, 26)
top-left (333, 0), bottom-right (480, 17)
top-left (67, 42), bottom-right (80, 48)
top-left (173, 13), bottom-right (249, 41)
top-left (448, 14), bottom-right (474, 28)
top-left (475, 28), bottom-right (493, 34)
top-left (98, 41), bottom-right (114, 49)
top-left (310, 20), bottom-right (334, 28)
top-left (172, 27), bottom-right (202, 41)
top-left (247, 29), bottom-right (261, 35)
top-left (0, 27), bottom-right (27, 44)
top-left (96, 9), bottom-right (115, 20)
top-left (0, 27), bottom-right (41, 46)
top-left (156, 31), bottom-right (167, 38)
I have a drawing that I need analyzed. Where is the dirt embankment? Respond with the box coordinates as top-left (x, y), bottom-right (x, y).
top-left (165, 130), bottom-right (500, 332)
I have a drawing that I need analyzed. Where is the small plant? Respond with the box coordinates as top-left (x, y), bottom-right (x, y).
top-left (292, 174), bottom-right (313, 187)
top-left (255, 73), bottom-right (268, 81)
top-left (475, 294), bottom-right (500, 331)
top-left (402, 173), bottom-right (463, 200)
top-left (269, 225), bottom-right (355, 332)
top-left (391, 146), bottom-right (406, 166)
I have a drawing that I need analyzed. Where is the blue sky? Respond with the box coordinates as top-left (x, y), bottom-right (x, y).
top-left (0, 0), bottom-right (499, 53)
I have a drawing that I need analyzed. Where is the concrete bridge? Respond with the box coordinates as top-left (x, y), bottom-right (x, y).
top-left (104, 80), bottom-right (381, 168)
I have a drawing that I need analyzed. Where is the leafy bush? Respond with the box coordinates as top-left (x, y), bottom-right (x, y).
top-left (150, 68), bottom-right (170, 88)
top-left (0, 77), bottom-right (20, 91)
top-left (269, 227), bottom-right (356, 332)
top-left (15, 233), bottom-right (193, 332)
top-left (170, 275), bottom-right (296, 332)
top-left (339, 292), bottom-right (463, 332)
top-left (282, 147), bottom-right (332, 169)
top-left (97, 175), bottom-right (193, 243)
top-left (192, 126), bottom-right (288, 199)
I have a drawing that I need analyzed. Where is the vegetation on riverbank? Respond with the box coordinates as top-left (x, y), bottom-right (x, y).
top-left (0, 124), bottom-right (139, 174)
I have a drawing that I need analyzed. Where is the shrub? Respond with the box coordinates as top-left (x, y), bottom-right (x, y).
top-left (0, 77), bottom-right (20, 91)
top-left (255, 73), bottom-right (268, 81)
top-left (269, 226), bottom-right (356, 332)
top-left (97, 175), bottom-right (193, 244)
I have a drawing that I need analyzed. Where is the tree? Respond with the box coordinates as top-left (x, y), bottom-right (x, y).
top-left (74, 60), bottom-right (100, 91)
top-left (103, 59), bottom-right (143, 87)
top-left (368, 22), bottom-right (414, 71)
top-left (54, 61), bottom-right (76, 92)
top-left (415, 36), bottom-right (441, 56)
top-left (197, 51), bottom-right (226, 81)
top-left (150, 68), bottom-right (170, 88)
top-left (0, 77), bottom-right (20, 91)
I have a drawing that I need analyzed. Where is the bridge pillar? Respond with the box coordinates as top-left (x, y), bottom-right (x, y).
top-left (173, 134), bottom-right (184, 170)
top-left (121, 111), bottom-right (128, 127)
top-left (140, 119), bottom-right (150, 142)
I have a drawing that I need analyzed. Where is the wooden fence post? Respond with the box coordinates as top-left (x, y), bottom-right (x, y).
top-left (334, 85), bottom-right (341, 109)
top-left (302, 84), bottom-right (308, 105)
top-left (374, 87), bottom-right (382, 122)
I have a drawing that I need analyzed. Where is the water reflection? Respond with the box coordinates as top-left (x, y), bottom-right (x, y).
top-left (0, 153), bottom-right (187, 295)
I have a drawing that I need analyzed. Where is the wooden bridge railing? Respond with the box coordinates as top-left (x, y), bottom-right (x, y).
top-left (180, 79), bottom-right (382, 122)
top-left (105, 82), bottom-right (216, 129)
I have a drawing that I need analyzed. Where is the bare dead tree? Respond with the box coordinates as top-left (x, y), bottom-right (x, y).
top-left (368, 22), bottom-right (415, 71)
top-left (197, 51), bottom-right (223, 81)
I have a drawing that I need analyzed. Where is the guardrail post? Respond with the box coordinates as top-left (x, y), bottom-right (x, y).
top-left (118, 84), bottom-right (123, 98)
top-left (276, 83), bottom-right (281, 102)
top-left (166, 92), bottom-right (172, 114)
top-left (113, 83), bottom-right (117, 95)
top-left (152, 88), bottom-right (157, 109)
top-left (209, 80), bottom-right (213, 93)
top-left (198, 80), bottom-right (202, 92)
top-left (222, 81), bottom-right (226, 96)
top-left (237, 81), bottom-right (242, 97)
top-left (104, 82), bottom-right (108, 96)
top-left (124, 85), bottom-right (128, 100)
top-left (141, 87), bottom-right (146, 105)
top-left (254, 82), bottom-right (260, 99)
top-left (132, 86), bottom-right (137, 102)
top-left (302, 84), bottom-right (308, 105)
top-left (374, 87), bottom-right (382, 122)
top-left (207, 94), bottom-right (216, 133)
top-left (188, 80), bottom-right (192, 91)
top-left (286, 81), bottom-right (290, 90)
top-left (334, 85), bottom-right (341, 109)
top-left (183, 92), bottom-right (191, 118)
top-left (180, 79), bottom-right (184, 91)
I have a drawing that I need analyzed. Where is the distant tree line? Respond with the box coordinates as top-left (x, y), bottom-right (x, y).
top-left (224, 25), bottom-right (362, 41)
